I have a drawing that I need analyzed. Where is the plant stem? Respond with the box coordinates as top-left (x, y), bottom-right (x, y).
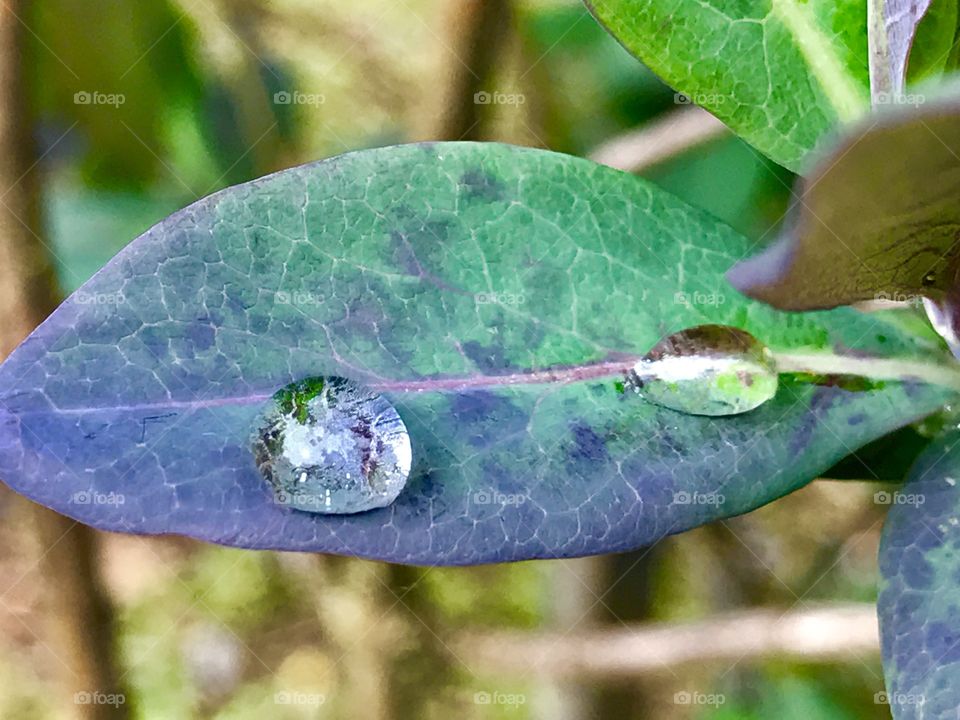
top-left (0, 2), bottom-right (129, 717)
top-left (773, 351), bottom-right (960, 392)
top-left (429, 0), bottom-right (514, 141)
top-left (459, 602), bottom-right (880, 678)
top-left (589, 106), bottom-right (729, 173)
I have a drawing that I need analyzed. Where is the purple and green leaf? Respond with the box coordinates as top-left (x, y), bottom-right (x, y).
top-left (903, 0), bottom-right (958, 85)
top-left (879, 430), bottom-right (960, 719)
top-left (0, 143), bottom-right (950, 563)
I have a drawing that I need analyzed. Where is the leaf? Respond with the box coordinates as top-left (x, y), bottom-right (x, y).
top-left (904, 0), bottom-right (958, 85)
top-left (28, 0), bottom-right (207, 187)
top-left (0, 143), bottom-right (949, 563)
top-left (727, 91), bottom-right (960, 313)
top-left (583, 0), bottom-right (871, 171)
top-left (868, 0), bottom-right (936, 98)
top-left (878, 430), bottom-right (960, 718)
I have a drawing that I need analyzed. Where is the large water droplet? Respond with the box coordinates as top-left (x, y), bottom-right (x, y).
top-left (627, 325), bottom-right (778, 416)
top-left (250, 376), bottom-right (412, 514)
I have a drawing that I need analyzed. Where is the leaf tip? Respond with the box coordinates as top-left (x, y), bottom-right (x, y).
top-left (725, 237), bottom-right (796, 307)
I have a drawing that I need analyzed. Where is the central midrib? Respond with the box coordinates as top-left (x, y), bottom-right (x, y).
top-left (769, 0), bottom-right (867, 122)
top-left (6, 356), bottom-right (643, 416)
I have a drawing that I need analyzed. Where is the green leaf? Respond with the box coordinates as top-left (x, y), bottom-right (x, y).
top-left (728, 90), bottom-right (960, 313)
top-left (905, 0), bottom-right (958, 85)
top-left (0, 143), bottom-right (950, 562)
top-left (879, 430), bottom-right (960, 718)
top-left (584, 0), bottom-right (871, 171)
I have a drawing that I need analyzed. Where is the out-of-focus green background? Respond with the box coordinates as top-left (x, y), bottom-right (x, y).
top-left (0, 0), bottom-right (898, 717)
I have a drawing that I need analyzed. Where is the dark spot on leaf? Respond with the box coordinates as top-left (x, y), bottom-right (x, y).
top-left (186, 321), bottom-right (216, 352)
top-left (449, 391), bottom-right (526, 448)
top-left (925, 621), bottom-right (960, 662)
top-left (789, 387), bottom-right (840, 454)
top-left (902, 548), bottom-right (935, 589)
top-left (567, 422), bottom-right (608, 463)
top-left (461, 340), bottom-right (516, 372)
top-left (459, 169), bottom-right (506, 202)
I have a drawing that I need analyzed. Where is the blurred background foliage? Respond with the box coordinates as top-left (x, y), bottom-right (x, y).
top-left (1, 0), bottom-right (902, 718)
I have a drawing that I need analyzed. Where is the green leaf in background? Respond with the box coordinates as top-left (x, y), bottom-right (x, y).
top-left (727, 90), bottom-right (960, 314)
top-left (44, 180), bottom-right (182, 293)
top-left (27, 0), bottom-right (207, 188)
top-left (0, 143), bottom-right (950, 562)
top-left (519, 1), bottom-right (674, 155)
top-left (647, 134), bottom-right (793, 239)
top-left (878, 430), bottom-right (960, 719)
top-left (583, 0), bottom-right (871, 171)
top-left (904, 0), bottom-right (958, 85)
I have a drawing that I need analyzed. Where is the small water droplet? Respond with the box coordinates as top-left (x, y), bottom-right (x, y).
top-left (250, 376), bottom-right (412, 514)
top-left (627, 325), bottom-right (778, 416)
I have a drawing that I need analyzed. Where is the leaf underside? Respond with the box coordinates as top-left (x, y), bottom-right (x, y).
top-left (868, 0), bottom-right (935, 97)
top-left (879, 430), bottom-right (960, 719)
top-left (727, 94), bottom-right (960, 312)
top-left (0, 143), bottom-right (948, 563)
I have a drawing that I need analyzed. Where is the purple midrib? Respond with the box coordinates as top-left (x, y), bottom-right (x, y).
top-left (7, 356), bottom-right (640, 416)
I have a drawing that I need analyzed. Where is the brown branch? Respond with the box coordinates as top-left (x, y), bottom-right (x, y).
top-left (459, 603), bottom-right (879, 678)
top-left (430, 0), bottom-right (514, 141)
top-left (0, 3), bottom-right (129, 718)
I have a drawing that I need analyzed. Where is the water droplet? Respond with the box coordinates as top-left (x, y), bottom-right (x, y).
top-left (627, 325), bottom-right (778, 416)
top-left (250, 376), bottom-right (412, 514)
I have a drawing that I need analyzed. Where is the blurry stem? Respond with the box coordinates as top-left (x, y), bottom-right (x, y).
top-left (588, 106), bottom-right (729, 173)
top-left (460, 602), bottom-right (880, 678)
top-left (537, 559), bottom-right (604, 720)
top-left (0, 2), bottom-right (129, 718)
top-left (430, 0), bottom-right (514, 140)
top-left (774, 351), bottom-right (960, 392)
top-left (310, 557), bottom-right (391, 720)
top-left (593, 550), bottom-right (663, 719)
top-left (867, 0), bottom-right (894, 101)
top-left (386, 564), bottom-right (456, 718)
